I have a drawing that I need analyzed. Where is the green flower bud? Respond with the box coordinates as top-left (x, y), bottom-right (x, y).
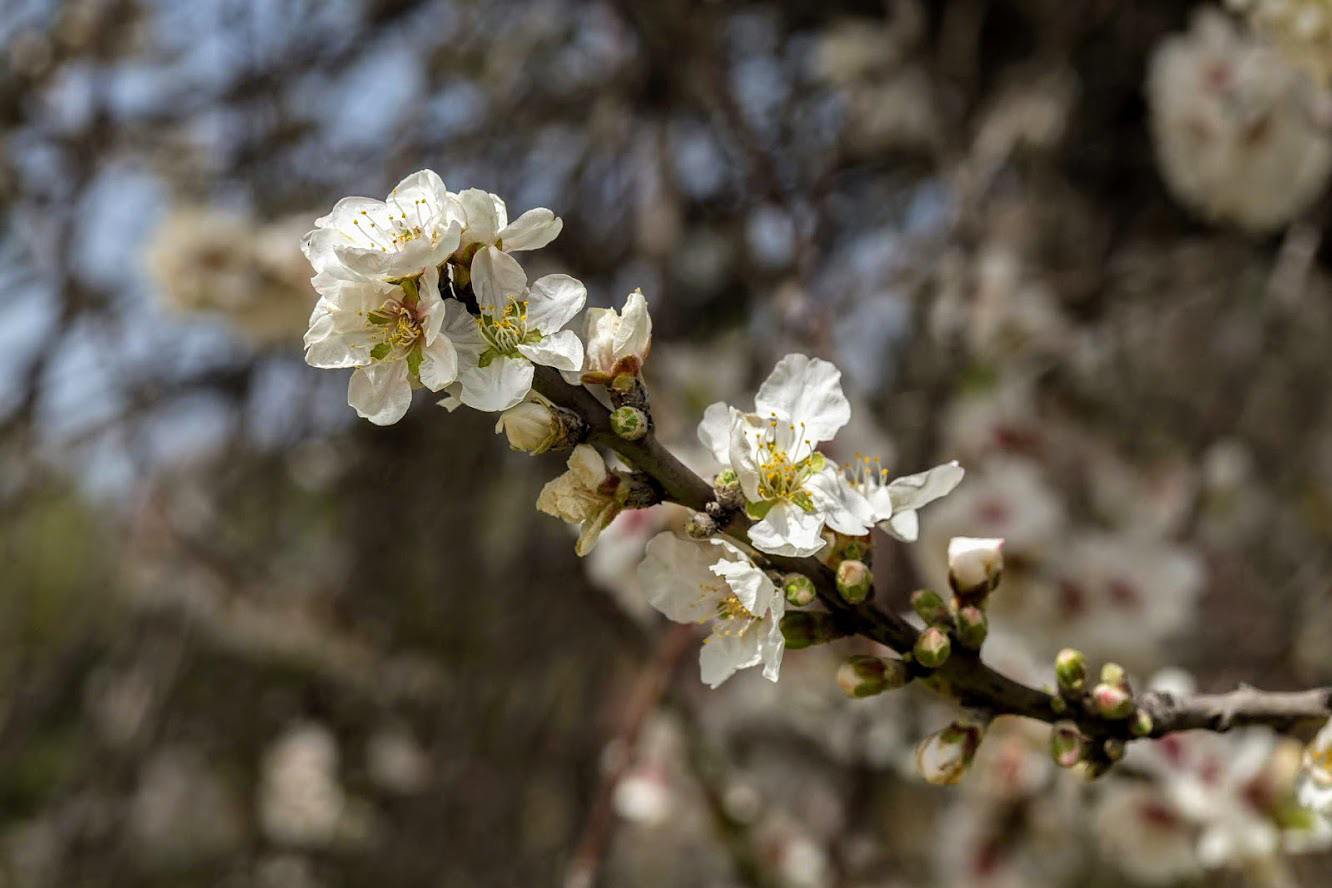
top-left (955, 605), bottom-right (988, 650)
top-left (914, 626), bottom-right (951, 668)
top-left (910, 588), bottom-right (951, 626)
top-left (782, 573), bottom-right (817, 607)
top-left (835, 559), bottom-right (872, 604)
top-left (712, 469), bottom-right (743, 510)
top-left (1050, 721), bottom-right (1084, 768)
top-left (779, 611), bottom-right (847, 649)
top-left (1091, 682), bottom-right (1134, 719)
top-left (1130, 709), bottom-right (1154, 737)
top-left (1054, 648), bottom-right (1087, 694)
top-left (1100, 662), bottom-right (1127, 689)
top-left (609, 405), bottom-right (648, 441)
top-left (835, 655), bottom-right (909, 698)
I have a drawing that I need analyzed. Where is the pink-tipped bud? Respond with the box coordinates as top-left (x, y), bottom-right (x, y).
top-left (910, 589), bottom-right (951, 626)
top-left (1091, 683), bottom-right (1134, 719)
top-left (835, 559), bottom-right (872, 604)
top-left (913, 626), bottom-right (951, 668)
top-left (782, 573), bottom-right (817, 607)
top-left (947, 537), bottom-right (1004, 602)
top-left (955, 606), bottom-right (988, 650)
top-left (1054, 648), bottom-right (1087, 695)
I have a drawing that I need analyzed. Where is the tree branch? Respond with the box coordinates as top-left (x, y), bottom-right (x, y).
top-left (529, 367), bottom-right (1332, 744)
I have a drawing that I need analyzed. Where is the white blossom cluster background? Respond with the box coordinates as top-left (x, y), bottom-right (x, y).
top-left (5, 1), bottom-right (1332, 886)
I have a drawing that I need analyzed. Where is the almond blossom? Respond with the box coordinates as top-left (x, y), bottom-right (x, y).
top-left (302, 170), bottom-right (465, 282)
top-left (440, 248), bottom-right (585, 411)
top-left (1299, 719), bottom-right (1332, 819)
top-left (452, 188), bottom-right (563, 271)
top-left (639, 531), bottom-right (785, 687)
top-left (842, 457), bottom-right (965, 542)
top-left (582, 288), bottom-right (653, 384)
top-left (698, 354), bottom-right (874, 556)
top-left (303, 265), bottom-right (456, 425)
top-left (536, 444), bottom-right (623, 556)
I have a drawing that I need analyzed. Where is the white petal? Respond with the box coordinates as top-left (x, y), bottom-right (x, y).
top-left (697, 402), bottom-right (737, 466)
top-left (499, 208), bottom-right (563, 252)
top-left (456, 188), bottom-right (501, 245)
top-left (458, 356), bottom-right (534, 412)
top-left (526, 274), bottom-right (586, 333)
top-left (615, 289), bottom-right (652, 358)
top-left (753, 354), bottom-right (850, 444)
top-left (417, 335), bottom-right (458, 391)
top-left (518, 330), bottom-right (584, 372)
top-left (881, 509), bottom-right (919, 542)
top-left (471, 246), bottom-right (528, 313)
top-left (639, 532), bottom-right (724, 624)
top-left (747, 503), bottom-right (826, 557)
top-left (709, 559), bottom-right (770, 616)
top-left (807, 466), bottom-right (875, 536)
top-left (727, 412), bottom-right (767, 502)
top-left (437, 383), bottom-right (465, 412)
top-left (887, 461), bottom-right (966, 512)
top-left (347, 363), bottom-right (412, 425)
top-left (760, 611), bottom-right (785, 682)
top-left (698, 631), bottom-right (763, 688)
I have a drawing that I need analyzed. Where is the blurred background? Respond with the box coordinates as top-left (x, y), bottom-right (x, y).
top-left (4, 0), bottom-right (1332, 885)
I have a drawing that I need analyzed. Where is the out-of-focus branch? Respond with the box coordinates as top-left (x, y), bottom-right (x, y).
top-left (529, 367), bottom-right (1332, 745)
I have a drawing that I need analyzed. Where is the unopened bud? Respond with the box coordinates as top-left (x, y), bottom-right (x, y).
top-left (955, 606), bottom-right (988, 650)
top-left (947, 537), bottom-right (1004, 602)
top-left (779, 611), bottom-right (847, 649)
top-left (494, 397), bottom-right (572, 454)
top-left (683, 511), bottom-right (717, 539)
top-left (1100, 662), bottom-right (1127, 689)
top-left (1091, 683), bottom-right (1134, 719)
top-left (910, 589), bottom-right (951, 626)
top-left (836, 655), bottom-right (909, 698)
top-left (913, 626), bottom-right (951, 668)
top-left (712, 469), bottom-right (743, 510)
top-left (835, 559), bottom-right (872, 604)
top-left (914, 720), bottom-right (984, 786)
top-left (1050, 721), bottom-right (1085, 768)
top-left (1103, 738), bottom-right (1126, 763)
top-left (782, 573), bottom-right (817, 607)
top-left (1130, 709), bottom-right (1154, 737)
top-left (1054, 648), bottom-right (1087, 694)
top-left (609, 405), bottom-right (648, 441)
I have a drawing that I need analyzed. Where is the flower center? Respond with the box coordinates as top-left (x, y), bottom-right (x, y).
top-left (695, 583), bottom-right (756, 640)
top-left (843, 454), bottom-right (887, 494)
top-left (348, 195), bottom-right (437, 254)
top-left (753, 418), bottom-right (822, 509)
top-left (475, 297), bottom-right (543, 367)
top-left (365, 297), bottom-right (424, 361)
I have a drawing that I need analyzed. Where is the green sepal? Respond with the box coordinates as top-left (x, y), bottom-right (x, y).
top-left (406, 343), bottom-right (423, 378)
top-left (369, 342), bottom-right (392, 361)
top-left (745, 499), bottom-right (774, 521)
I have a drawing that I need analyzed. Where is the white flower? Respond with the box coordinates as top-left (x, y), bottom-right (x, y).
top-left (304, 265), bottom-right (456, 425)
top-left (698, 354), bottom-right (874, 556)
top-left (1299, 719), bottom-right (1332, 818)
top-left (441, 248), bottom-right (585, 412)
top-left (582, 288), bottom-right (653, 383)
top-left (302, 170), bottom-right (465, 281)
top-left (494, 393), bottom-right (562, 454)
top-left (1147, 10), bottom-right (1332, 232)
top-left (638, 531), bottom-right (785, 688)
top-left (536, 444), bottom-right (622, 556)
top-left (453, 188), bottom-right (562, 262)
top-left (948, 537), bottom-right (1004, 596)
top-left (1092, 782), bottom-right (1202, 885)
top-left (844, 458), bottom-right (965, 542)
